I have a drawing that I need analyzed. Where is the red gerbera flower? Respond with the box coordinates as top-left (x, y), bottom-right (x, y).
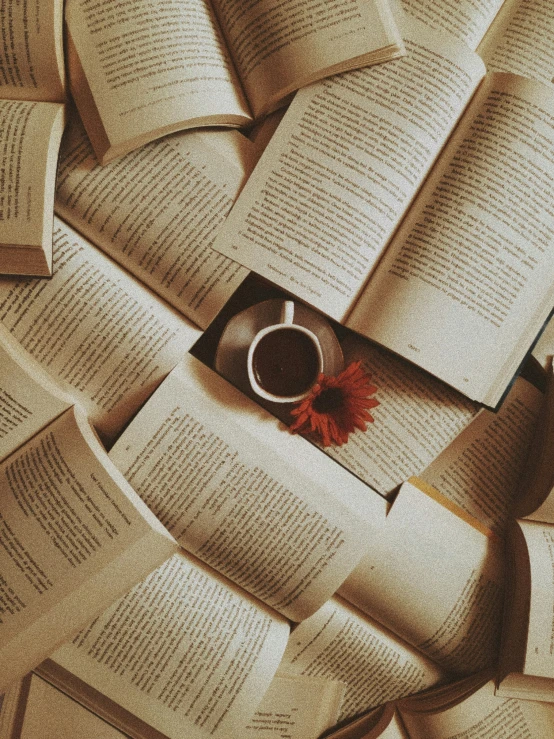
top-left (289, 360), bottom-right (379, 447)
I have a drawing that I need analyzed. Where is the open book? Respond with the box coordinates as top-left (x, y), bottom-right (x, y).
top-left (37, 554), bottom-right (348, 739)
top-left (104, 356), bottom-right (385, 623)
top-left (1, 672), bottom-right (343, 739)
top-left (403, 0), bottom-right (554, 83)
top-left (0, 2), bottom-right (66, 276)
top-left (326, 671), bottom-right (554, 738)
top-left (54, 118), bottom-right (253, 329)
top-left (32, 356), bottom-right (391, 738)
top-left (257, 477), bottom-right (503, 721)
top-left (0, 395), bottom-right (177, 693)
top-left (0, 217), bottom-right (201, 443)
top-left (35, 357), bottom-right (458, 736)
top-left (65, 0), bottom-right (404, 164)
top-left (36, 552), bottom-right (448, 735)
top-left (420, 374), bottom-right (543, 536)
top-left (497, 366), bottom-right (554, 702)
top-left (31, 365), bottom-right (504, 732)
top-left (212, 13), bottom-right (554, 405)
top-left (337, 477), bottom-right (504, 677)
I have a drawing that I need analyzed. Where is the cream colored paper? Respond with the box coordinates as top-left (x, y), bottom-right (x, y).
top-left (0, 407), bottom-right (177, 692)
top-left (55, 121), bottom-right (249, 329)
top-left (280, 596), bottom-right (445, 722)
top-left (401, 680), bottom-right (554, 738)
top-left (213, 26), bottom-right (485, 321)
top-left (109, 359), bottom-right (383, 621)
top-left (339, 479), bottom-right (504, 674)
top-left (49, 552), bottom-right (290, 739)
top-left (349, 74), bottom-right (554, 405)
top-left (245, 675), bottom-right (344, 739)
top-left (65, 0), bottom-right (251, 163)
top-left (212, 0), bottom-right (402, 117)
top-left (0, 0), bottom-right (65, 101)
top-left (0, 218), bottom-right (200, 441)
top-left (400, 0), bottom-right (504, 49)
top-left (421, 377), bottom-right (543, 534)
top-left (479, 0), bottom-right (554, 85)
top-left (0, 325), bottom-right (73, 463)
top-left (0, 101), bottom-right (64, 274)
top-left (323, 334), bottom-right (477, 496)
top-left (18, 676), bottom-right (127, 739)
top-left (518, 522), bottom-right (554, 680)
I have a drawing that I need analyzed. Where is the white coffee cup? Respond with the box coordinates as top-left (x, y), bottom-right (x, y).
top-left (247, 300), bottom-right (323, 403)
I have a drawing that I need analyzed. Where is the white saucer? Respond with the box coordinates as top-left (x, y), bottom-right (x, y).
top-left (215, 298), bottom-right (344, 421)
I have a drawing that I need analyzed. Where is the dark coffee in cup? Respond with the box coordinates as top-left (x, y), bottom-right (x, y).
top-left (252, 327), bottom-right (320, 398)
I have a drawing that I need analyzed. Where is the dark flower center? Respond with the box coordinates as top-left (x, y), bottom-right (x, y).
top-left (312, 387), bottom-right (344, 413)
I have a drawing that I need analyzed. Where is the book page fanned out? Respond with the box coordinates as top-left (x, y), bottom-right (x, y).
top-left (65, 0), bottom-right (251, 164)
top-left (0, 325), bottom-right (73, 464)
top-left (279, 596), bottom-right (445, 722)
top-left (421, 377), bottom-right (543, 535)
top-left (0, 0), bottom-right (65, 101)
top-left (64, 0), bottom-right (403, 163)
top-left (0, 407), bottom-right (177, 692)
top-left (339, 479), bottom-right (504, 675)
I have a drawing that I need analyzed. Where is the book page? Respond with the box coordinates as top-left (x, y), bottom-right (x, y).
top-left (421, 377), bottom-right (542, 535)
top-left (0, 218), bottom-right (200, 442)
top-left (55, 119), bottom-right (249, 330)
top-left (0, 325), bottom-right (73, 463)
top-left (18, 676), bottom-right (127, 739)
top-left (0, 0), bottom-right (65, 101)
top-left (516, 521), bottom-right (554, 680)
top-left (109, 361), bottom-right (377, 622)
top-left (400, 0), bottom-right (504, 49)
top-left (245, 675), bottom-right (344, 739)
top-left (180, 354), bottom-right (390, 522)
top-left (322, 334), bottom-right (477, 496)
top-left (0, 101), bottom-right (64, 261)
top-left (65, 0), bottom-right (251, 162)
top-left (349, 74), bottom-right (554, 406)
top-left (200, 128), bottom-right (259, 172)
top-left (479, 0), bottom-right (554, 86)
top-left (212, 0), bottom-right (401, 118)
top-left (339, 479), bottom-right (504, 675)
top-left (47, 552), bottom-right (290, 739)
top-left (279, 596), bottom-right (445, 723)
top-left (212, 25), bottom-right (485, 321)
top-left (516, 367), bottom-right (554, 522)
top-left (0, 407), bottom-right (177, 692)
top-left (400, 680), bottom-right (554, 738)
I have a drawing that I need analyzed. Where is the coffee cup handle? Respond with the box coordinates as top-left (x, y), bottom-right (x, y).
top-left (281, 300), bottom-right (295, 325)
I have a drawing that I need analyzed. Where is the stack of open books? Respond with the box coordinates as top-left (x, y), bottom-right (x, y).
top-left (3, 0), bottom-right (554, 738)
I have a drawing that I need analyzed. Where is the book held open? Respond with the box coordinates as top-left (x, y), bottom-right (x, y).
top-left (212, 16), bottom-right (554, 405)
top-left (65, 0), bottom-right (404, 164)
top-left (0, 398), bottom-right (177, 693)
